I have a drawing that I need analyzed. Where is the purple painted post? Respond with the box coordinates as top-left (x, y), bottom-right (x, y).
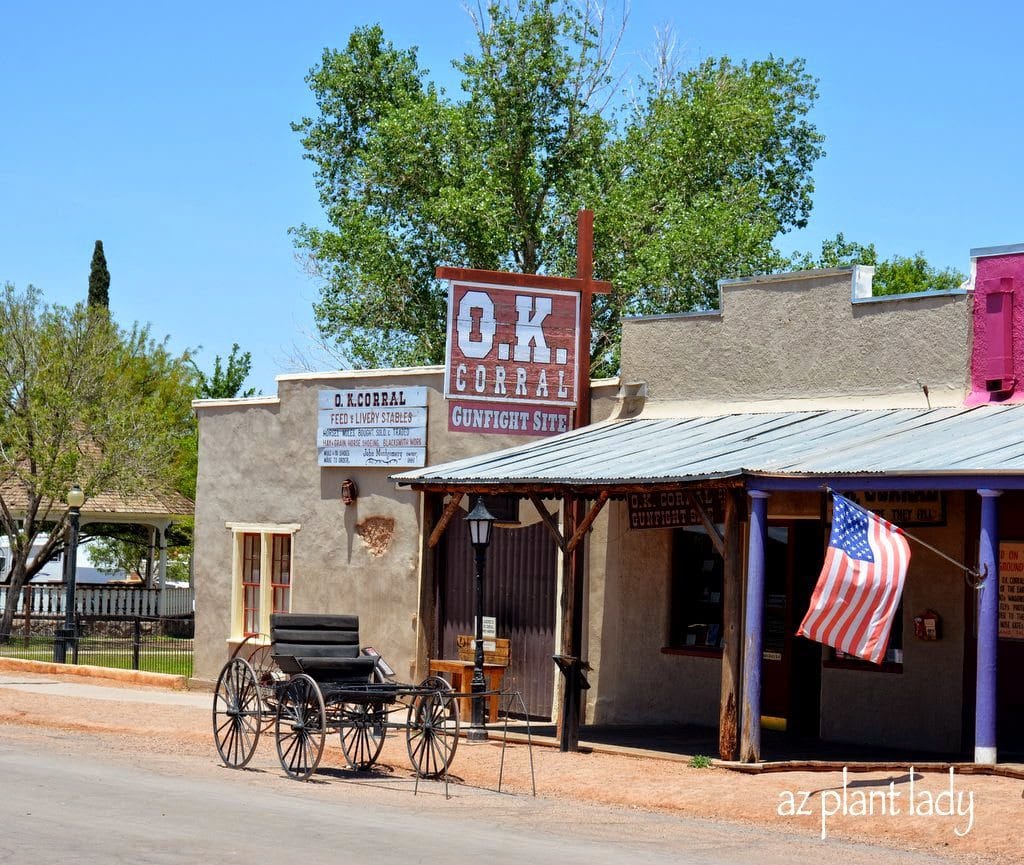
top-left (975, 488), bottom-right (1001, 763)
top-left (740, 490), bottom-right (769, 763)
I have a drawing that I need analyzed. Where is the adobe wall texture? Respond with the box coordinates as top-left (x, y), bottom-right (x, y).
top-left (619, 269), bottom-right (971, 411)
top-left (192, 367), bottom-right (557, 684)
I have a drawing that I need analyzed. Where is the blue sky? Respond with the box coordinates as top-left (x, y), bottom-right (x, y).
top-left (2, 1), bottom-right (1020, 393)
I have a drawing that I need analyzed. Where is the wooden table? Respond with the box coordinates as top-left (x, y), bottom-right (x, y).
top-left (427, 659), bottom-right (506, 723)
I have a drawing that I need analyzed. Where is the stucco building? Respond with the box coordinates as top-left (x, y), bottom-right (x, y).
top-left (194, 243), bottom-right (1024, 763)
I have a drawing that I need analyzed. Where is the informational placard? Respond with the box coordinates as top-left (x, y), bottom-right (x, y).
top-left (443, 279), bottom-right (580, 435)
top-left (318, 387), bottom-right (428, 467)
top-left (848, 491), bottom-right (945, 526)
top-left (998, 541), bottom-right (1024, 640)
top-left (627, 489), bottom-right (727, 530)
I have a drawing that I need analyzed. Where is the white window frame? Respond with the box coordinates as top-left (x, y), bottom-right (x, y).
top-left (226, 523), bottom-right (300, 640)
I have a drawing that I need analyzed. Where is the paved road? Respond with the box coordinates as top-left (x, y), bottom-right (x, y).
top-left (0, 736), bottom-right (953, 865)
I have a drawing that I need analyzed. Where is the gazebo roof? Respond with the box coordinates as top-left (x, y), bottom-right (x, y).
top-left (0, 478), bottom-right (193, 522)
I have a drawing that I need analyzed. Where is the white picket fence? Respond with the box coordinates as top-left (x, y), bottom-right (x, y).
top-left (0, 585), bottom-right (194, 618)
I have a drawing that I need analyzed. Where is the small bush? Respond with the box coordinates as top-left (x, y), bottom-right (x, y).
top-left (688, 754), bottom-right (713, 769)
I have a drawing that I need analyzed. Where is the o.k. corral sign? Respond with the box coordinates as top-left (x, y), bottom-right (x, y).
top-left (318, 386), bottom-right (427, 467)
top-left (443, 280), bottom-right (580, 436)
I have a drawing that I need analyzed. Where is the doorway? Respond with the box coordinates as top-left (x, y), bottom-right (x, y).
top-left (761, 520), bottom-right (824, 736)
top-left (440, 517), bottom-right (558, 719)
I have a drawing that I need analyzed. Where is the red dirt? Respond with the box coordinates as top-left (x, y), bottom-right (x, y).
top-left (0, 673), bottom-right (1021, 864)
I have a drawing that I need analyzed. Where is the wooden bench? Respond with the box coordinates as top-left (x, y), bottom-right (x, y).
top-left (428, 635), bottom-right (510, 723)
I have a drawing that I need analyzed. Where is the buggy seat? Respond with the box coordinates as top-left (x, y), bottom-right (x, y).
top-left (270, 613), bottom-right (378, 683)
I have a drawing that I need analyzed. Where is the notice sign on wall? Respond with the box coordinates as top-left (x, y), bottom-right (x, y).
top-left (999, 542), bottom-right (1024, 640)
top-left (318, 387), bottom-right (428, 468)
top-left (627, 489), bottom-right (727, 530)
top-left (848, 491), bottom-right (945, 526)
top-left (443, 280), bottom-right (579, 435)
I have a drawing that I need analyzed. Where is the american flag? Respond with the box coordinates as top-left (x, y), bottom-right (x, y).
top-left (797, 493), bottom-right (910, 664)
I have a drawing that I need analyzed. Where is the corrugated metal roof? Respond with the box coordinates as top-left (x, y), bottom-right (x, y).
top-left (393, 405), bottom-right (1024, 488)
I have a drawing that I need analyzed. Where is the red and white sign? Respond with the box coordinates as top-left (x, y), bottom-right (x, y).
top-left (448, 399), bottom-right (571, 437)
top-left (443, 281), bottom-right (580, 425)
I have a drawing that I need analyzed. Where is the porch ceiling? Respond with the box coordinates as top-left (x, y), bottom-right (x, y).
top-left (393, 404), bottom-right (1024, 495)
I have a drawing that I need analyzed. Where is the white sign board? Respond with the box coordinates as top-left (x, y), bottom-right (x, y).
top-left (318, 387), bottom-right (428, 468)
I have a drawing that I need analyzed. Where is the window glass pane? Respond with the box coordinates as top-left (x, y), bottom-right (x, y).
top-left (241, 532), bottom-right (261, 637)
top-left (670, 526), bottom-right (724, 648)
top-left (271, 534), bottom-right (291, 614)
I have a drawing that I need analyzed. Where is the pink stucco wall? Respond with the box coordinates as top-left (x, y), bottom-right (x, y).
top-left (967, 250), bottom-right (1024, 405)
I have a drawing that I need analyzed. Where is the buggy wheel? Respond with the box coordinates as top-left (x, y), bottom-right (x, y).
top-left (339, 702), bottom-right (387, 770)
top-left (231, 634), bottom-right (280, 722)
top-left (406, 679), bottom-right (460, 778)
top-left (274, 674), bottom-right (326, 781)
top-left (212, 658), bottom-right (262, 768)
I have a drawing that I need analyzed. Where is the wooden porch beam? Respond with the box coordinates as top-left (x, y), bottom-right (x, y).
top-left (528, 493), bottom-right (567, 554)
top-left (426, 492), bottom-right (464, 549)
top-left (687, 490), bottom-right (725, 558)
top-left (566, 491), bottom-right (610, 553)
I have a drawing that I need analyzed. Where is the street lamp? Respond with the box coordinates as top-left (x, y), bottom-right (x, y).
top-left (53, 484), bottom-right (85, 664)
top-left (465, 496), bottom-right (495, 741)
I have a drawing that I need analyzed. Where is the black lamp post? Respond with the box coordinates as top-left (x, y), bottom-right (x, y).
top-left (53, 484), bottom-right (85, 664)
top-left (465, 496), bottom-right (495, 741)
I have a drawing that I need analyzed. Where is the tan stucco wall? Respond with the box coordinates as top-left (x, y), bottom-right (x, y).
top-left (587, 501), bottom-right (721, 726)
top-left (193, 367), bottom-right (561, 684)
top-left (619, 269), bottom-right (971, 411)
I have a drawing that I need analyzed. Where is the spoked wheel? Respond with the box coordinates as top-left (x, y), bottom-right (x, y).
top-left (406, 677), bottom-right (460, 778)
top-left (274, 674), bottom-right (326, 781)
top-left (213, 658), bottom-right (263, 768)
top-left (231, 635), bottom-right (280, 721)
top-left (338, 702), bottom-right (387, 770)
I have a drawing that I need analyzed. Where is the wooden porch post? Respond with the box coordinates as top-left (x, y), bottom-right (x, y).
top-left (556, 494), bottom-right (587, 751)
top-left (740, 490), bottom-right (769, 762)
top-left (718, 489), bottom-right (743, 760)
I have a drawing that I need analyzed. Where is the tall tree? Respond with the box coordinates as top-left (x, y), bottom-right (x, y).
top-left (0, 283), bottom-right (195, 638)
top-left (89, 341), bottom-right (257, 581)
top-left (292, 1), bottom-right (824, 376)
top-left (88, 240), bottom-right (110, 309)
top-left (589, 55), bottom-right (824, 372)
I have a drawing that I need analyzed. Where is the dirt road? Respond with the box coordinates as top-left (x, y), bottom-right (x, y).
top-left (0, 668), bottom-right (1020, 864)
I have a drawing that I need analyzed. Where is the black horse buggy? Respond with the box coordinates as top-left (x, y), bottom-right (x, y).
top-left (212, 613), bottom-right (460, 781)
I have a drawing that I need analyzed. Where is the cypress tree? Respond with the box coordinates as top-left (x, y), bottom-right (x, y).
top-left (88, 240), bottom-right (110, 308)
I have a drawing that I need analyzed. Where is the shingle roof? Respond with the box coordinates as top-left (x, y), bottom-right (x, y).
top-left (0, 478), bottom-right (193, 518)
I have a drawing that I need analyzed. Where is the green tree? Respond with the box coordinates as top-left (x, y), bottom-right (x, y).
top-left (292, 3), bottom-right (617, 369)
top-left (0, 283), bottom-right (195, 638)
top-left (791, 233), bottom-right (965, 296)
top-left (295, 2), bottom-right (824, 375)
top-left (589, 55), bottom-right (824, 372)
top-left (89, 341), bottom-right (257, 583)
top-left (194, 343), bottom-right (257, 399)
top-left (88, 240), bottom-right (110, 309)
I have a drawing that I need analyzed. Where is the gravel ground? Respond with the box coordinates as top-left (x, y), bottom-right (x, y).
top-left (0, 670), bottom-right (1020, 864)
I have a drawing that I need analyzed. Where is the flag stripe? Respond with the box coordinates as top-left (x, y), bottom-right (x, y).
top-left (797, 494), bottom-right (910, 664)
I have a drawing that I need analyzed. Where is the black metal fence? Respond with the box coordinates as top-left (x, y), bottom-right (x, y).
top-left (0, 614), bottom-right (194, 678)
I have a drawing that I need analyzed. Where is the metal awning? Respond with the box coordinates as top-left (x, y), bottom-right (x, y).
top-left (393, 404), bottom-right (1024, 495)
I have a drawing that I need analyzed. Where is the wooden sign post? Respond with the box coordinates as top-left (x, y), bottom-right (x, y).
top-left (437, 210), bottom-right (610, 751)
